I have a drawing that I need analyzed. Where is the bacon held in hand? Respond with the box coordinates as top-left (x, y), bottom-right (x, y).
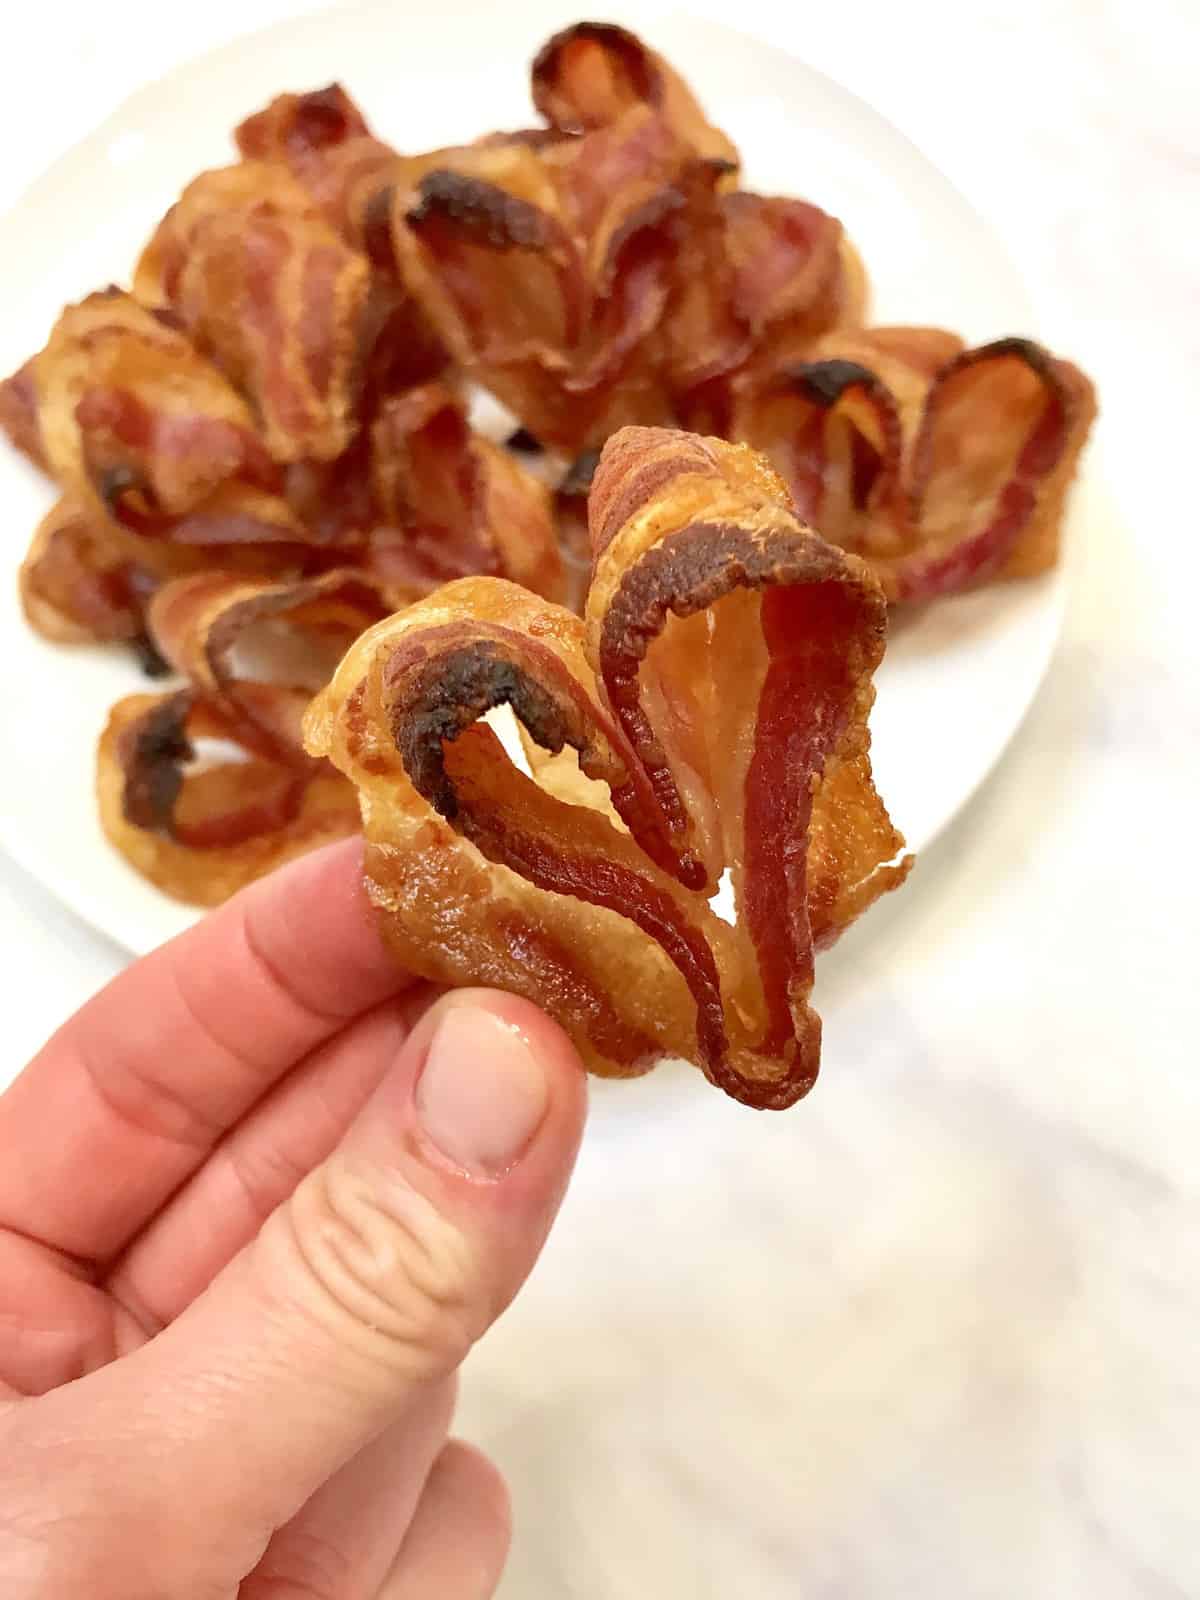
top-left (98, 567), bottom-right (406, 904)
top-left (305, 426), bottom-right (911, 1108)
top-left (726, 327), bottom-right (1097, 601)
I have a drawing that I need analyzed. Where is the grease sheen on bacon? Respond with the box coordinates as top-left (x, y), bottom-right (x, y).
top-left (306, 425), bottom-right (911, 1108)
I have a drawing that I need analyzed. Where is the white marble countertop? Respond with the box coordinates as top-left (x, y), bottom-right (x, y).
top-left (1, 2), bottom-right (1196, 1595)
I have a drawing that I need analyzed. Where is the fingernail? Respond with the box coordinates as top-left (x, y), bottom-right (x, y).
top-left (416, 1004), bottom-right (550, 1177)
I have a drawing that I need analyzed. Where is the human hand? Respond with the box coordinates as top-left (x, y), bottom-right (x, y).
top-left (0, 838), bottom-right (587, 1598)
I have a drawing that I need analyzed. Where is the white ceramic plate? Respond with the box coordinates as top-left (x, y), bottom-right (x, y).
top-left (0, 0), bottom-right (1069, 956)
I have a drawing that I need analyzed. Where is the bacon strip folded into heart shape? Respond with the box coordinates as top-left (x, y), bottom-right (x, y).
top-left (724, 326), bottom-right (1097, 602)
top-left (97, 567), bottom-right (405, 904)
top-left (5, 286), bottom-right (560, 598)
top-left (305, 425), bottom-right (911, 1107)
top-left (662, 190), bottom-right (868, 412)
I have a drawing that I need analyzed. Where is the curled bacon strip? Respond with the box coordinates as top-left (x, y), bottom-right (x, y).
top-left (235, 84), bottom-right (396, 245)
top-left (663, 190), bottom-right (866, 410)
top-left (727, 327), bottom-right (1097, 601)
top-left (367, 383), bottom-right (564, 601)
top-left (531, 20), bottom-right (740, 175)
top-left (234, 86), bottom-right (450, 396)
top-left (98, 567), bottom-right (402, 903)
top-left (19, 495), bottom-right (179, 664)
top-left (0, 359), bottom-right (47, 470)
top-left (134, 164), bottom-right (371, 463)
top-left (390, 108), bottom-right (720, 452)
top-left (19, 288), bottom-right (299, 543)
top-left (98, 692), bottom-right (360, 906)
top-left (306, 426), bottom-right (909, 1108)
top-left (527, 26), bottom-right (863, 409)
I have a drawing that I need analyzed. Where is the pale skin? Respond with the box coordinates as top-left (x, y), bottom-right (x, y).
top-left (0, 836), bottom-right (588, 1598)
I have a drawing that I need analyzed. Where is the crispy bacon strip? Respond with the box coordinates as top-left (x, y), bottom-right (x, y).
top-left (98, 567), bottom-right (405, 903)
top-left (728, 327), bottom-right (1097, 600)
top-left (19, 288), bottom-right (302, 542)
top-left (235, 84), bottom-right (392, 243)
top-left (306, 426), bottom-right (909, 1108)
top-left (531, 21), bottom-right (740, 175)
top-left (134, 164), bottom-right (372, 463)
top-left (98, 692), bottom-right (360, 907)
top-left (367, 382), bottom-right (563, 601)
top-left (668, 193), bottom-right (867, 418)
top-left (0, 359), bottom-right (48, 470)
top-left (528, 26), bottom-right (862, 403)
top-left (19, 495), bottom-right (176, 660)
top-left (21, 498), bottom-right (153, 655)
top-left (234, 87), bottom-right (450, 397)
top-left (148, 566), bottom-right (406, 759)
top-left (391, 107), bottom-right (718, 451)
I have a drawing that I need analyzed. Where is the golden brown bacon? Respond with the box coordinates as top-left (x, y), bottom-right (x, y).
top-left (134, 164), bottom-right (372, 464)
top-left (367, 383), bottom-right (564, 601)
top-left (664, 191), bottom-right (866, 410)
top-left (98, 568), bottom-right (402, 903)
top-left (8, 269), bottom-right (557, 585)
top-left (19, 496), bottom-right (165, 651)
top-left (727, 327), bottom-right (1097, 601)
top-left (306, 426), bottom-right (910, 1108)
top-left (234, 86), bottom-right (451, 397)
top-left (235, 84), bottom-right (392, 244)
top-left (0, 359), bottom-right (47, 470)
top-left (16, 288), bottom-right (305, 544)
top-left (390, 107), bottom-right (722, 452)
top-left (99, 692), bottom-right (361, 906)
top-left (531, 20), bottom-right (740, 175)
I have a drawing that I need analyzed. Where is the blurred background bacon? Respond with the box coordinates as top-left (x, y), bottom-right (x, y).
top-left (0, 19), bottom-right (1092, 908)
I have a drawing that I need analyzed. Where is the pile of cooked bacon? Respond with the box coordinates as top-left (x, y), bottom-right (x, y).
top-left (0, 22), bottom-right (1096, 1102)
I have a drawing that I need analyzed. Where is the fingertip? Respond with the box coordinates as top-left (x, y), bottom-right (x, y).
top-left (381, 1440), bottom-right (512, 1600)
top-left (402, 989), bottom-right (587, 1186)
top-left (432, 1439), bottom-right (513, 1565)
top-left (238, 832), bottom-right (367, 931)
top-left (225, 834), bottom-right (410, 1021)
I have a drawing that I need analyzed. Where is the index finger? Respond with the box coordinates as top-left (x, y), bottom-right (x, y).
top-left (0, 836), bottom-right (407, 1264)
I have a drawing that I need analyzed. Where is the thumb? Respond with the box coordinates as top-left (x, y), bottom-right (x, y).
top-left (12, 990), bottom-right (585, 1590)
